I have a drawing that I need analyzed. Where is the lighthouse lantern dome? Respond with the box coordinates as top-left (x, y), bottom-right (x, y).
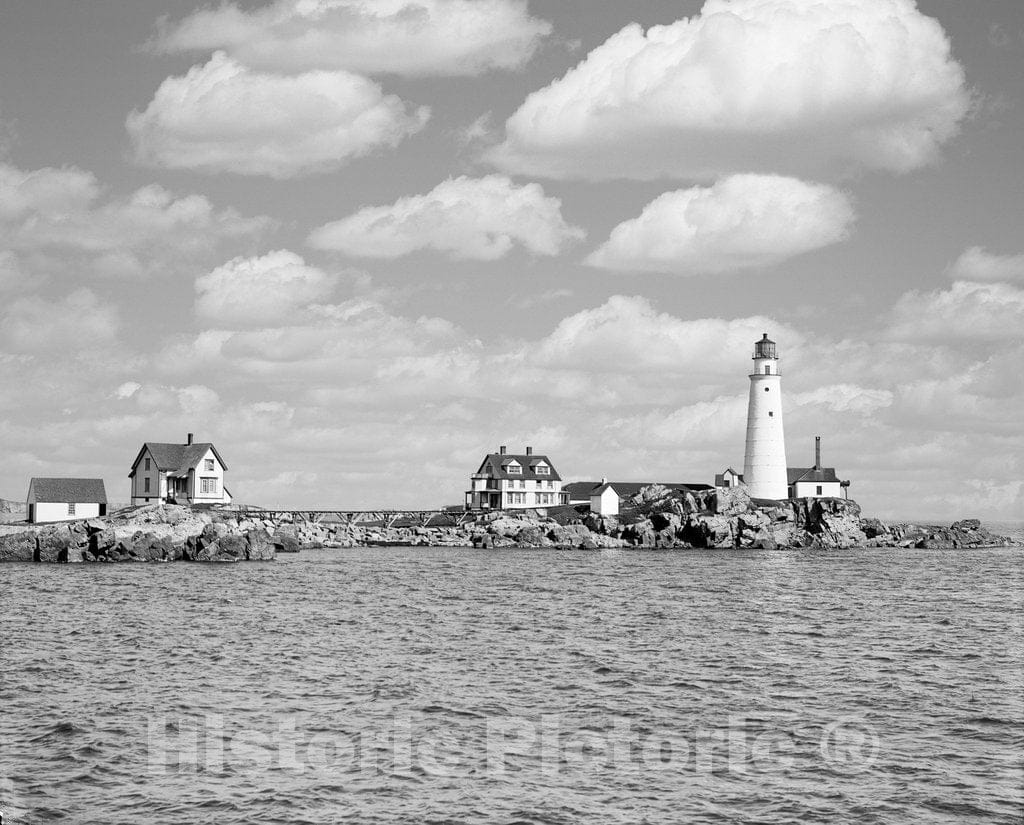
top-left (753, 332), bottom-right (777, 360)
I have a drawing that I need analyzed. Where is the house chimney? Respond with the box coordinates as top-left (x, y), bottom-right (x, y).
top-left (187, 432), bottom-right (194, 446)
top-left (499, 445), bottom-right (507, 455)
top-left (526, 446), bottom-right (533, 456)
top-left (814, 436), bottom-right (821, 470)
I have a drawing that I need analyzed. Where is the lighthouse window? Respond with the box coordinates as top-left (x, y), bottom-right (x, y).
top-left (768, 411), bottom-right (774, 417)
top-left (764, 366), bottom-right (771, 374)
top-left (764, 387), bottom-right (770, 392)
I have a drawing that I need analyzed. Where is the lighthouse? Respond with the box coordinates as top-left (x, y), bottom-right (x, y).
top-left (743, 333), bottom-right (788, 499)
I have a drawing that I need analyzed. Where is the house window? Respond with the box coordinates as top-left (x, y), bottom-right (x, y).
top-left (145, 458), bottom-right (150, 470)
top-left (816, 485), bottom-right (823, 495)
top-left (68, 503), bottom-right (76, 515)
top-left (201, 478), bottom-right (218, 494)
top-left (535, 465), bottom-right (549, 475)
top-left (204, 459), bottom-right (214, 471)
top-left (547, 480), bottom-right (553, 489)
top-left (144, 478), bottom-right (150, 492)
top-left (506, 465), bottom-right (521, 474)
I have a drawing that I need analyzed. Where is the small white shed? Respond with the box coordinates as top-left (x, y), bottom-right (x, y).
top-left (27, 478), bottom-right (108, 524)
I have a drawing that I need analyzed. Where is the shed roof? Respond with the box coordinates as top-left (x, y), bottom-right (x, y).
top-left (787, 467), bottom-right (840, 484)
top-left (28, 477), bottom-right (107, 504)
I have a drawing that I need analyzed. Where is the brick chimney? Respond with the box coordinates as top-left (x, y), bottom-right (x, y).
top-left (814, 436), bottom-right (821, 470)
top-left (187, 432), bottom-right (194, 446)
top-left (526, 446), bottom-right (533, 456)
top-left (499, 445), bottom-right (507, 455)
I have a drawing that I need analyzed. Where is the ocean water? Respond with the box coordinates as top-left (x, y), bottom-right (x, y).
top-left (1, 546), bottom-right (1022, 824)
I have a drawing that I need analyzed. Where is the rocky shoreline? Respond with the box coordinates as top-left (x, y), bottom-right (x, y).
top-left (2, 485), bottom-right (1013, 563)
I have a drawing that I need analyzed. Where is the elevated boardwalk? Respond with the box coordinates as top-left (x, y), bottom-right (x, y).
top-left (235, 509), bottom-right (478, 529)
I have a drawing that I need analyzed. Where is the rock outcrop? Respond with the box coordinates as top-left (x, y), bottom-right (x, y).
top-left (0, 504), bottom-right (276, 563)
top-left (0, 491), bottom-right (1016, 562)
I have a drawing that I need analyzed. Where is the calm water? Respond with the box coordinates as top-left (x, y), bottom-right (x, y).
top-left (1, 545), bottom-right (1022, 824)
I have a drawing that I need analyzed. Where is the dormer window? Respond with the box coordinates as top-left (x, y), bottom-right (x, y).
top-left (535, 464), bottom-right (550, 475)
top-left (505, 462), bottom-right (522, 475)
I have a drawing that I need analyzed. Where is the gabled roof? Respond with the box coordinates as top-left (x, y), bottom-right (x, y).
top-left (787, 466), bottom-right (839, 484)
top-left (476, 453), bottom-right (561, 482)
top-left (28, 478), bottom-right (107, 504)
top-left (130, 441), bottom-right (229, 476)
top-left (715, 469), bottom-right (744, 486)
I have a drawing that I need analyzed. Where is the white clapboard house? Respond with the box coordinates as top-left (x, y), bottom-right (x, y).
top-left (27, 477), bottom-right (108, 523)
top-left (129, 433), bottom-right (232, 506)
top-left (465, 446), bottom-right (569, 511)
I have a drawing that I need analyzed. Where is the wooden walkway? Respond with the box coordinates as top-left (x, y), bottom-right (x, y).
top-left (235, 509), bottom-right (478, 529)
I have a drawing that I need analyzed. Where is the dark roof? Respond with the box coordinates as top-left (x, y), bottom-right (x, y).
top-left (564, 481), bottom-right (600, 499)
top-left (130, 441), bottom-right (229, 475)
top-left (476, 453), bottom-right (561, 482)
top-left (28, 478), bottom-right (107, 504)
top-left (787, 467), bottom-right (839, 484)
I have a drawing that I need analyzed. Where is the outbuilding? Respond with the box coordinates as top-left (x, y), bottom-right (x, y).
top-left (27, 477), bottom-right (108, 524)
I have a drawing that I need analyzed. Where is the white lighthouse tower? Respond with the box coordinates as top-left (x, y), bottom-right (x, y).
top-left (743, 333), bottom-right (788, 499)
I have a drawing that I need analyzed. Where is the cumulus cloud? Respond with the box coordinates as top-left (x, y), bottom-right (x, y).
top-left (888, 281), bottom-right (1024, 341)
top-left (0, 289), bottom-right (119, 353)
top-left (127, 52), bottom-right (429, 178)
top-left (151, 0), bottom-right (551, 77)
top-left (308, 175), bottom-right (584, 260)
top-left (195, 250), bottom-right (339, 326)
top-left (789, 384), bottom-right (894, 415)
top-left (586, 175), bottom-right (854, 274)
top-left (0, 162), bottom-right (272, 279)
top-left (949, 246), bottom-right (1024, 283)
top-left (487, 0), bottom-right (970, 180)
top-left (523, 294), bottom-right (802, 378)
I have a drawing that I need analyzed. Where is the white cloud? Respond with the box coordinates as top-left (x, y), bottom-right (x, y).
top-left (789, 384), bottom-right (894, 415)
top-left (586, 175), bottom-right (854, 274)
top-left (127, 52), bottom-right (429, 179)
top-left (0, 162), bottom-right (272, 279)
top-left (308, 175), bottom-right (584, 260)
top-left (949, 246), bottom-right (1024, 283)
top-left (888, 281), bottom-right (1024, 341)
top-left (151, 0), bottom-right (551, 78)
top-left (488, 0), bottom-right (969, 180)
top-left (195, 250), bottom-right (339, 326)
top-left (0, 289), bottom-right (119, 353)
top-left (114, 381), bottom-right (141, 400)
top-left (524, 295), bottom-right (802, 377)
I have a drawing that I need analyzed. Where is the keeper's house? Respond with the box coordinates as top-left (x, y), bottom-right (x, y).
top-left (27, 477), bottom-right (107, 523)
top-left (129, 433), bottom-right (232, 506)
top-left (465, 446), bottom-right (569, 511)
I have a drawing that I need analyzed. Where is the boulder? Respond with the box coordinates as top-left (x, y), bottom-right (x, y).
top-left (37, 526), bottom-right (72, 563)
top-left (0, 531), bottom-right (36, 562)
top-left (217, 534), bottom-right (248, 558)
top-left (271, 534), bottom-right (300, 554)
top-left (710, 487), bottom-right (753, 516)
top-left (85, 519), bottom-right (109, 535)
top-left (515, 525), bottom-right (546, 546)
top-left (89, 527), bottom-right (117, 555)
top-left (246, 529), bottom-right (275, 560)
top-left (951, 518), bottom-right (981, 532)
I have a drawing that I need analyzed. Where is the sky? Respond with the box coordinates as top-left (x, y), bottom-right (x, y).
top-left (0, 0), bottom-right (1022, 521)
